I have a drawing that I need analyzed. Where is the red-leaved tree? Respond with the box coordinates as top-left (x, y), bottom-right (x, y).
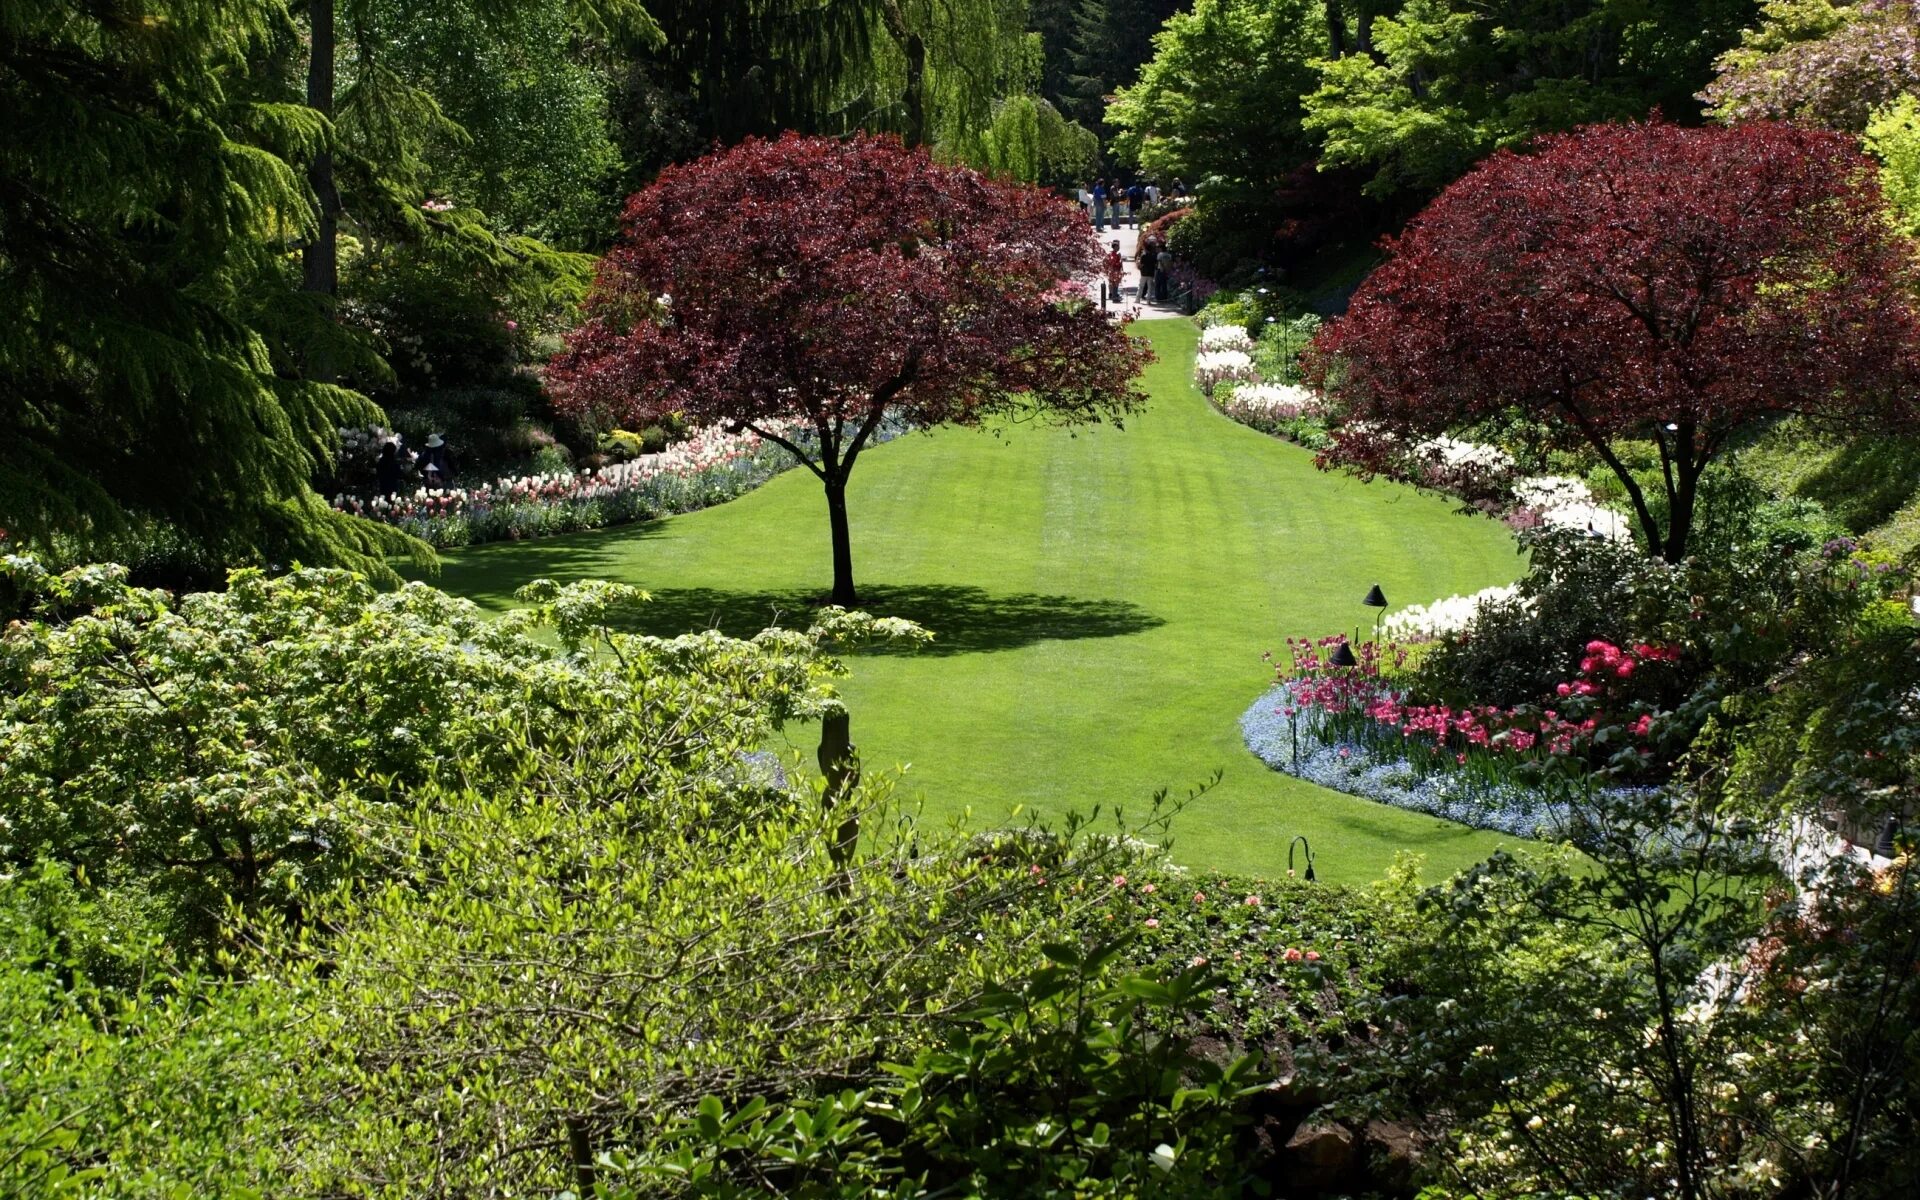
top-left (549, 133), bottom-right (1152, 604)
top-left (1305, 119), bottom-right (1920, 561)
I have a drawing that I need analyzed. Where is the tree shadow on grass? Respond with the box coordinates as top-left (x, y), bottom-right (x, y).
top-left (413, 522), bottom-right (676, 600)
top-left (608, 584), bottom-right (1165, 656)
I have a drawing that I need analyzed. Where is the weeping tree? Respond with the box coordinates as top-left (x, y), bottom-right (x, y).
top-left (630, 0), bottom-right (1093, 176)
top-left (297, 0), bottom-right (657, 297)
top-left (0, 0), bottom-right (416, 576)
top-left (626, 0), bottom-right (876, 143)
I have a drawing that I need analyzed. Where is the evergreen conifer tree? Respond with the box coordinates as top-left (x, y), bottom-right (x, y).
top-left (1, 0), bottom-right (419, 577)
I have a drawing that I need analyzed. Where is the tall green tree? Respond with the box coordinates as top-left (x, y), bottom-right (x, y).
top-left (297, 0), bottom-right (657, 294)
top-left (1106, 0), bottom-right (1327, 193)
top-left (1303, 0), bottom-right (1758, 196)
top-left (1, 0), bottom-right (414, 575)
top-left (1061, 0), bottom-right (1187, 135)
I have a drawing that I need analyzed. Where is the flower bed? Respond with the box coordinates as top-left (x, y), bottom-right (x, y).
top-left (1215, 383), bottom-right (1319, 429)
top-left (1380, 583), bottom-right (1523, 642)
top-left (1192, 349), bottom-right (1257, 396)
top-left (1241, 633), bottom-right (1681, 838)
top-left (1197, 325), bottom-right (1255, 353)
top-left (333, 424), bottom-right (862, 549)
top-left (1241, 684), bottom-right (1574, 839)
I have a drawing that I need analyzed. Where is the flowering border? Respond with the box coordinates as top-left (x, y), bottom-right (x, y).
top-left (334, 423), bottom-right (901, 549)
top-left (1239, 684), bottom-right (1575, 840)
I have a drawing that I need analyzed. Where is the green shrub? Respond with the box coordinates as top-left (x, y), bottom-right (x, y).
top-left (1410, 528), bottom-right (1690, 708)
top-left (602, 944), bottom-right (1263, 1198)
top-left (0, 560), bottom-right (870, 958)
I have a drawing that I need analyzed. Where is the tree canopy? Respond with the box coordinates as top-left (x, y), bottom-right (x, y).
top-left (1106, 0), bottom-right (1326, 196)
top-left (1305, 119), bottom-right (1920, 560)
top-left (1701, 0), bottom-right (1920, 131)
top-left (0, 0), bottom-right (416, 576)
top-left (1108, 0), bottom-right (1759, 202)
top-left (549, 132), bottom-right (1150, 604)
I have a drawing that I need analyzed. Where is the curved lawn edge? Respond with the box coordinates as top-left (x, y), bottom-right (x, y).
top-left (1239, 685), bottom-right (1571, 840)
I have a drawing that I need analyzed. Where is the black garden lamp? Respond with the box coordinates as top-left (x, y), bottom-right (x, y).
top-left (1328, 641), bottom-right (1358, 668)
top-left (1288, 835), bottom-right (1317, 882)
top-left (1875, 814), bottom-right (1899, 860)
top-left (1361, 583), bottom-right (1389, 643)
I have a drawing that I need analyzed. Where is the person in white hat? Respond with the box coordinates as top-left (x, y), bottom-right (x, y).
top-left (419, 433), bottom-right (449, 488)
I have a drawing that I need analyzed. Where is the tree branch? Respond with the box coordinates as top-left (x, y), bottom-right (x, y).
top-left (743, 422), bottom-right (825, 481)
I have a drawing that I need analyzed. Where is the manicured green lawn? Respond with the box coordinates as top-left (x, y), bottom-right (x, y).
top-left (427, 322), bottom-right (1526, 883)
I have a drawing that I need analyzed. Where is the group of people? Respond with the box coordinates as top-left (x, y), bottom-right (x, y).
top-left (1101, 234), bottom-right (1176, 306)
top-left (1079, 178), bottom-right (1183, 231)
top-left (375, 433), bottom-right (451, 497)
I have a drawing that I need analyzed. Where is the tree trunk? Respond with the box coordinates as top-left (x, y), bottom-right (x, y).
top-left (1663, 462), bottom-right (1700, 562)
top-left (825, 474), bottom-right (856, 606)
top-left (303, 0), bottom-right (340, 297)
top-left (879, 0), bottom-right (928, 147)
top-left (1326, 5), bottom-right (1349, 57)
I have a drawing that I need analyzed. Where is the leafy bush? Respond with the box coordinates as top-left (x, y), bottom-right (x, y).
top-left (601, 944), bottom-right (1264, 1198)
top-left (0, 558), bottom-right (867, 957)
top-left (0, 865), bottom-right (303, 1199)
top-left (1167, 201), bottom-right (1274, 283)
top-left (1408, 528), bottom-right (1690, 708)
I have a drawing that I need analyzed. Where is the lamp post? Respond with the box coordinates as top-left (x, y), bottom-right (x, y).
top-left (1363, 583), bottom-right (1387, 643)
top-left (1330, 584), bottom-right (1387, 669)
top-left (1288, 835), bottom-right (1316, 882)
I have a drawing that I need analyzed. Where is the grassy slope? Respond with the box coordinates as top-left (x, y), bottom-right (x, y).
top-left (428, 322), bottom-right (1526, 883)
top-left (1739, 419), bottom-right (1920, 555)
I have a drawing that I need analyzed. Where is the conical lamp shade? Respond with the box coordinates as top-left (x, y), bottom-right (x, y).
top-left (1362, 584), bottom-right (1388, 608)
top-left (1329, 642), bottom-right (1358, 668)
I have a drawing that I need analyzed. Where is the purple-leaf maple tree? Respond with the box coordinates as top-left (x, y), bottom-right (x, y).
top-left (1700, 0), bottom-right (1920, 131)
top-left (549, 132), bottom-right (1152, 605)
top-left (1305, 119), bottom-right (1920, 561)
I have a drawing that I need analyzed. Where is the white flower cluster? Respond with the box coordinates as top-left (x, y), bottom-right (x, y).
top-left (1513, 475), bottom-right (1633, 541)
top-left (337, 425), bottom-right (398, 460)
top-left (1381, 582), bottom-right (1526, 642)
top-left (1198, 324), bottom-right (1255, 353)
top-left (1218, 383), bottom-right (1319, 422)
top-left (1193, 350), bottom-right (1258, 396)
top-left (1415, 435), bottom-right (1515, 474)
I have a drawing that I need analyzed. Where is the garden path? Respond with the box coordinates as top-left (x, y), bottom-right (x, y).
top-left (1076, 223), bottom-right (1184, 321)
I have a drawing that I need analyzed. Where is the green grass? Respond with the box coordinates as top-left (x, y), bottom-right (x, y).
top-left (426, 322), bottom-right (1526, 883)
top-left (1739, 417), bottom-right (1920, 555)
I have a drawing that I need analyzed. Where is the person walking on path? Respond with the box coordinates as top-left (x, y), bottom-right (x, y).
top-left (1126, 181), bottom-right (1145, 228)
top-left (1145, 180), bottom-right (1160, 207)
top-left (375, 441), bottom-right (403, 498)
top-left (1137, 236), bottom-right (1158, 304)
top-left (1091, 180), bottom-right (1108, 230)
top-left (1104, 239), bottom-right (1125, 303)
top-left (1155, 244), bottom-right (1173, 304)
